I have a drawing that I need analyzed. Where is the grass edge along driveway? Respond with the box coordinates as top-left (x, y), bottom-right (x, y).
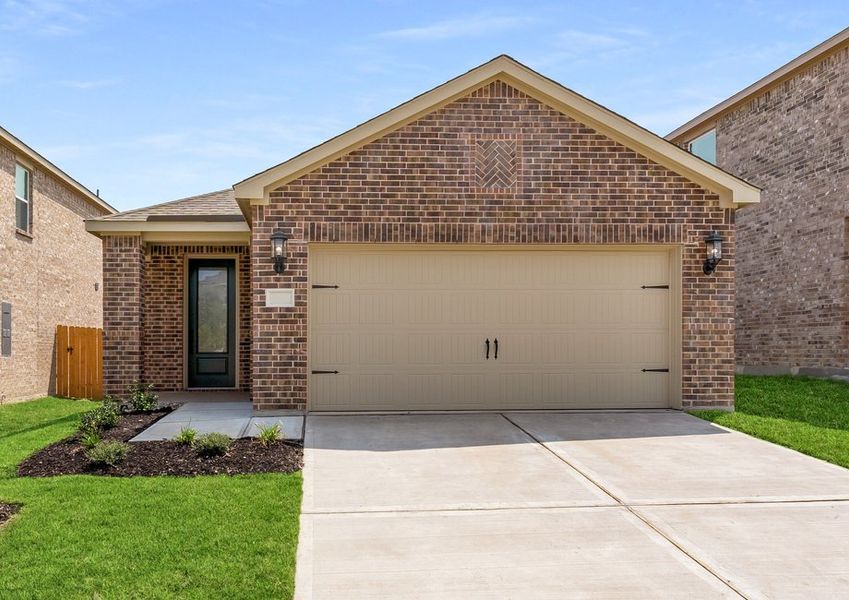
top-left (0, 397), bottom-right (302, 599)
top-left (692, 374), bottom-right (849, 470)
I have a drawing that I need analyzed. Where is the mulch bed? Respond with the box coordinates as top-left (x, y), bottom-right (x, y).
top-left (0, 503), bottom-right (20, 527)
top-left (17, 407), bottom-right (303, 478)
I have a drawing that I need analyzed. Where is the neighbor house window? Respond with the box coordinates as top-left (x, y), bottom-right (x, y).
top-left (687, 129), bottom-right (717, 165)
top-left (15, 164), bottom-right (31, 232)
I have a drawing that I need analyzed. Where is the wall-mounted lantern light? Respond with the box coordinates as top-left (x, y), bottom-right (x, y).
top-left (271, 229), bottom-right (288, 274)
top-left (703, 231), bottom-right (723, 275)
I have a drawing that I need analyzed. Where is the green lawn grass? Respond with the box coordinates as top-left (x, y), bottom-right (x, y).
top-left (692, 374), bottom-right (849, 468)
top-left (0, 398), bottom-right (302, 599)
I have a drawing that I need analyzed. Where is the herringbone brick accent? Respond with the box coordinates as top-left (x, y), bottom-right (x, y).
top-left (475, 139), bottom-right (516, 188)
top-left (254, 80), bottom-right (735, 412)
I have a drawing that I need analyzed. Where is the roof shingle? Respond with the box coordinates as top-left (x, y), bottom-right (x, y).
top-left (91, 189), bottom-right (242, 222)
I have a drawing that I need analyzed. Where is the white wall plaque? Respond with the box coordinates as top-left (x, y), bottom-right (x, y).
top-left (265, 288), bottom-right (295, 308)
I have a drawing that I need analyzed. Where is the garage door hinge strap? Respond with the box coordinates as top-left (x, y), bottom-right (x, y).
top-left (312, 284), bottom-right (339, 289)
top-left (641, 285), bottom-right (669, 289)
top-left (311, 370), bottom-right (339, 374)
top-left (641, 368), bottom-right (669, 373)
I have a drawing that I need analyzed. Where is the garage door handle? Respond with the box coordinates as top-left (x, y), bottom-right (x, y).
top-left (485, 338), bottom-right (490, 359)
top-left (641, 368), bottom-right (669, 373)
top-left (494, 338), bottom-right (498, 360)
top-left (312, 370), bottom-right (339, 374)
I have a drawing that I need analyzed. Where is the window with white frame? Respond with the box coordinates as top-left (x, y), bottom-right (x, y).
top-left (15, 163), bottom-right (30, 232)
top-left (687, 129), bottom-right (717, 165)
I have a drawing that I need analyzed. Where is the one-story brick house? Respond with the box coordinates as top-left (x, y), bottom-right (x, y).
top-left (668, 28), bottom-right (849, 378)
top-left (1, 125), bottom-right (115, 403)
top-left (86, 56), bottom-right (759, 412)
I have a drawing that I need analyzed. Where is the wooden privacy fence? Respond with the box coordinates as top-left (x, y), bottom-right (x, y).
top-left (56, 325), bottom-right (103, 400)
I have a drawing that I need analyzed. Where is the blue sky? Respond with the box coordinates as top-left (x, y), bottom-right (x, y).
top-left (1, 1), bottom-right (845, 211)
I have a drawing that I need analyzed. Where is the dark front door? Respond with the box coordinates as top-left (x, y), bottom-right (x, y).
top-left (188, 259), bottom-right (236, 388)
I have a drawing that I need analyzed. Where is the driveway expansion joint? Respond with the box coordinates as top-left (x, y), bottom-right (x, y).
top-left (498, 412), bottom-right (751, 600)
top-left (299, 412), bottom-right (849, 599)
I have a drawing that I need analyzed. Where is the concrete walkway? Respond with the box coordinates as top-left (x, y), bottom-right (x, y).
top-left (130, 401), bottom-right (304, 441)
top-left (296, 411), bottom-right (849, 599)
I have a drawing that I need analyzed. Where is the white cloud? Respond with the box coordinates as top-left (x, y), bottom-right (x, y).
top-left (557, 30), bottom-right (625, 50)
top-left (39, 143), bottom-right (86, 161)
top-left (138, 133), bottom-right (188, 150)
top-left (55, 78), bottom-right (120, 90)
top-left (1, 0), bottom-right (87, 35)
top-left (529, 27), bottom-right (654, 70)
top-left (0, 0), bottom-right (124, 36)
top-left (379, 13), bottom-right (534, 41)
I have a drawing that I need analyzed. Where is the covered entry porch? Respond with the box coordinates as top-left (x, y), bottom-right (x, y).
top-left (85, 190), bottom-right (253, 404)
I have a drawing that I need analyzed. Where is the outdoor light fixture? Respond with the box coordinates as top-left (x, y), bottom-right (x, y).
top-left (271, 229), bottom-right (288, 274)
top-left (703, 231), bottom-right (723, 275)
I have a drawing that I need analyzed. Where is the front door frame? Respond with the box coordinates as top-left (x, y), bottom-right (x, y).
top-left (185, 256), bottom-right (239, 389)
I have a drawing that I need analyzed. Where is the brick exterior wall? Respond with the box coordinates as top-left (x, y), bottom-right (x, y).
top-left (101, 241), bottom-right (250, 398)
top-left (714, 45), bottom-right (849, 374)
top-left (143, 245), bottom-right (250, 392)
top-left (0, 142), bottom-right (107, 403)
top-left (252, 80), bottom-right (735, 411)
top-left (102, 235), bottom-right (145, 396)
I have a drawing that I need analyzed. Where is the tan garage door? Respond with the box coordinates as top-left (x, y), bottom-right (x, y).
top-left (309, 246), bottom-right (674, 411)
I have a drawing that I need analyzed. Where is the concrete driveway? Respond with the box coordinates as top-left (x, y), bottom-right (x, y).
top-left (295, 411), bottom-right (849, 599)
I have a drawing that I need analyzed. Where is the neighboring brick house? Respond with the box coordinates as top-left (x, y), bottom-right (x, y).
top-left (668, 27), bottom-right (849, 378)
top-left (0, 126), bottom-right (115, 403)
top-left (87, 56), bottom-right (759, 412)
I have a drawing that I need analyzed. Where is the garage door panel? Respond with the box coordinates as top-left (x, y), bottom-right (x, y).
top-left (492, 333), bottom-right (576, 365)
top-left (309, 247), bottom-right (672, 411)
top-left (631, 293), bottom-right (669, 325)
top-left (403, 292), bottom-right (487, 325)
top-left (313, 372), bottom-right (501, 411)
top-left (312, 293), bottom-right (392, 325)
top-left (630, 331), bottom-right (669, 364)
top-left (311, 333), bottom-right (354, 365)
top-left (406, 333), bottom-right (484, 365)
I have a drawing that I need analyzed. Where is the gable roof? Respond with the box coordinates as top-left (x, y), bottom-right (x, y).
top-left (1, 124), bottom-right (115, 215)
top-left (234, 54), bottom-right (759, 211)
top-left (667, 27), bottom-right (849, 143)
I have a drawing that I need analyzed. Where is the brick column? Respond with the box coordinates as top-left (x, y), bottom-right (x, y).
top-left (251, 208), bottom-right (308, 411)
top-left (102, 235), bottom-right (145, 398)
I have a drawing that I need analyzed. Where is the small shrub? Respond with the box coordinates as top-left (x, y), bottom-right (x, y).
top-left (80, 431), bottom-right (101, 450)
top-left (79, 411), bottom-right (100, 434)
top-left (79, 400), bottom-right (120, 433)
top-left (193, 432), bottom-right (231, 457)
top-left (173, 426), bottom-right (197, 446)
top-left (256, 423), bottom-right (281, 447)
top-left (86, 441), bottom-right (129, 467)
top-left (127, 381), bottom-right (158, 413)
top-left (101, 397), bottom-right (121, 420)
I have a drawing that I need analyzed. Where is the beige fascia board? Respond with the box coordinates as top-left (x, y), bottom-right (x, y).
top-left (236, 196), bottom-right (253, 225)
top-left (233, 56), bottom-right (758, 209)
top-left (85, 220), bottom-right (250, 234)
top-left (143, 231), bottom-right (249, 243)
top-left (667, 27), bottom-right (849, 143)
top-left (86, 228), bottom-right (250, 244)
top-left (1, 126), bottom-right (116, 215)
